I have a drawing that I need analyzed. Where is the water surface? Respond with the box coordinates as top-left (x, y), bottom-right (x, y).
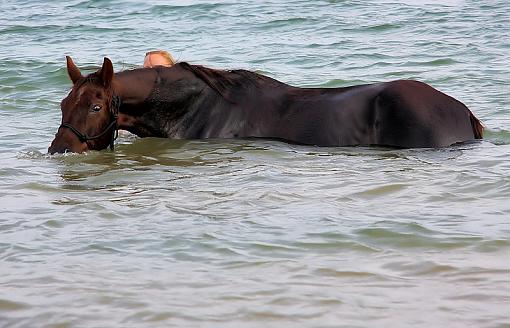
top-left (1, 1), bottom-right (510, 327)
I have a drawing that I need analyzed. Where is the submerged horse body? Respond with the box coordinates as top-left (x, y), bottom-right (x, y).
top-left (48, 57), bottom-right (483, 154)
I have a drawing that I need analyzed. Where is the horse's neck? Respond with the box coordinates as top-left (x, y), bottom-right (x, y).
top-left (114, 69), bottom-right (155, 106)
top-left (114, 66), bottom-right (290, 139)
top-left (114, 67), bottom-right (214, 138)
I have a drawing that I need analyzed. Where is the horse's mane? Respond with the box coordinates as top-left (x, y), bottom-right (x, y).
top-left (177, 62), bottom-right (282, 101)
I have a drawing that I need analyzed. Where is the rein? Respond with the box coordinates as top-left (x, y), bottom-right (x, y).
top-left (59, 95), bottom-right (121, 150)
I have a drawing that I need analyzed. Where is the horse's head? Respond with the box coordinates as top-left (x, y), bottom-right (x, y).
top-left (48, 56), bottom-right (120, 154)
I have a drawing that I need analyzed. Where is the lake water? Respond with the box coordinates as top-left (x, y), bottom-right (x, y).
top-left (1, 0), bottom-right (510, 327)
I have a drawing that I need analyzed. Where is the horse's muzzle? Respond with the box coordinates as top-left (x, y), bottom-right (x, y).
top-left (48, 144), bottom-right (71, 154)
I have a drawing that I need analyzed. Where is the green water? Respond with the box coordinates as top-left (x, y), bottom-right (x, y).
top-left (1, 1), bottom-right (510, 327)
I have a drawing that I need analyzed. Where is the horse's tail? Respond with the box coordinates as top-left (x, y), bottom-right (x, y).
top-left (469, 111), bottom-right (484, 139)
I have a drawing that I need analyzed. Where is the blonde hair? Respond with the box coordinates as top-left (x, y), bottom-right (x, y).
top-left (145, 50), bottom-right (176, 66)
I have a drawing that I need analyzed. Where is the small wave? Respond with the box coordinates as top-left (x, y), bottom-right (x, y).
top-left (354, 222), bottom-right (484, 250)
top-left (403, 58), bottom-right (458, 67)
top-left (259, 17), bottom-right (314, 29)
top-left (267, 17), bottom-right (309, 25)
top-left (39, 219), bottom-right (64, 229)
top-left (69, 24), bottom-right (134, 34)
top-left (340, 23), bottom-right (402, 33)
top-left (150, 2), bottom-right (228, 14)
top-left (352, 183), bottom-right (409, 198)
top-left (381, 70), bottom-right (425, 78)
top-left (484, 128), bottom-right (510, 145)
top-left (365, 23), bottom-right (401, 32)
top-left (0, 299), bottom-right (29, 311)
top-left (382, 260), bottom-right (458, 276)
top-left (290, 239), bottom-right (379, 252)
top-left (69, 243), bottom-right (126, 255)
top-left (43, 150), bottom-right (84, 160)
top-left (16, 148), bottom-right (46, 158)
top-left (51, 197), bottom-right (83, 206)
top-left (247, 241), bottom-right (301, 252)
top-left (0, 24), bottom-right (64, 35)
top-left (315, 79), bottom-right (357, 88)
top-left (314, 268), bottom-right (381, 279)
top-left (475, 239), bottom-right (510, 252)
top-left (66, 0), bottom-right (105, 8)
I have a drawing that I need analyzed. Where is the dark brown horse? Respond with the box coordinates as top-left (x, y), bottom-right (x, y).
top-left (48, 56), bottom-right (483, 154)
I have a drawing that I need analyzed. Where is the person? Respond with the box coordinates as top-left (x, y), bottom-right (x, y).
top-left (143, 50), bottom-right (176, 68)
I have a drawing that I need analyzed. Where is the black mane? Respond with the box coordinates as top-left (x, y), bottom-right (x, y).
top-left (177, 62), bottom-right (284, 101)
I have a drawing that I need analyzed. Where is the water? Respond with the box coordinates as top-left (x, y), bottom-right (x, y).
top-left (1, 0), bottom-right (510, 327)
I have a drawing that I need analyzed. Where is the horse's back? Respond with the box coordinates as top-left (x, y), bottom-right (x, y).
top-left (273, 84), bottom-right (383, 146)
top-left (274, 80), bottom-right (481, 148)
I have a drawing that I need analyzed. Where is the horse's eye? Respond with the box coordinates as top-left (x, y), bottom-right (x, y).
top-left (91, 104), bottom-right (101, 112)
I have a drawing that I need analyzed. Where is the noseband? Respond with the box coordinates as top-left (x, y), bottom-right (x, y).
top-left (59, 95), bottom-right (121, 150)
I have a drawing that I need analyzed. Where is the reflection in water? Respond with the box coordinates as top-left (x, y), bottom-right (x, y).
top-left (54, 138), bottom-right (255, 182)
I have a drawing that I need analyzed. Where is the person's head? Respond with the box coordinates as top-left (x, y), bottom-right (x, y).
top-left (143, 50), bottom-right (175, 68)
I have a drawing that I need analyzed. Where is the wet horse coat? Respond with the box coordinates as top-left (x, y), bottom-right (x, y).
top-left (48, 57), bottom-right (483, 153)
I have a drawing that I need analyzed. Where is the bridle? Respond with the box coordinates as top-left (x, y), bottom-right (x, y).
top-left (58, 95), bottom-right (121, 151)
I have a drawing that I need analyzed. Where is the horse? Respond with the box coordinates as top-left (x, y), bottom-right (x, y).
top-left (48, 56), bottom-right (483, 154)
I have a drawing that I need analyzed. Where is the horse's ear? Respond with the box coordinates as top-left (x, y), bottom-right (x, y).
top-left (66, 56), bottom-right (83, 84)
top-left (99, 57), bottom-right (114, 88)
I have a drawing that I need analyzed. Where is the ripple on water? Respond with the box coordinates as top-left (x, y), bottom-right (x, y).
top-left (353, 222), bottom-right (485, 250)
top-left (0, 299), bottom-right (29, 311)
top-left (484, 128), bottom-right (510, 145)
top-left (382, 260), bottom-right (459, 276)
top-left (351, 183), bottom-right (409, 199)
